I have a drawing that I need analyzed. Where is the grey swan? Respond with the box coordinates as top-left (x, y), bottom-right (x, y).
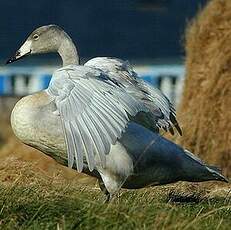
top-left (6, 25), bottom-right (228, 201)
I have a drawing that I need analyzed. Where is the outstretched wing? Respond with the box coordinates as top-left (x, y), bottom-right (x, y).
top-left (85, 57), bottom-right (182, 135)
top-left (47, 65), bottom-right (147, 172)
top-left (139, 83), bottom-right (182, 135)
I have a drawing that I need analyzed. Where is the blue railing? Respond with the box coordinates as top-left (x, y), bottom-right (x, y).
top-left (0, 64), bottom-right (185, 105)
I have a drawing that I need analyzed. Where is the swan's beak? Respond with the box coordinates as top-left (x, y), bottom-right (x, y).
top-left (6, 40), bottom-right (32, 64)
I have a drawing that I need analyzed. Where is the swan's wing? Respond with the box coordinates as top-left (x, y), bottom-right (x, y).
top-left (85, 57), bottom-right (139, 85)
top-left (139, 83), bottom-right (182, 135)
top-left (47, 65), bottom-right (147, 172)
top-left (85, 57), bottom-right (182, 135)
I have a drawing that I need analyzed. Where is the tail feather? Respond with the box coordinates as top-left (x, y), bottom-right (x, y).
top-left (184, 149), bottom-right (229, 183)
top-left (206, 165), bottom-right (229, 183)
top-left (184, 149), bottom-right (204, 165)
top-left (207, 165), bottom-right (222, 174)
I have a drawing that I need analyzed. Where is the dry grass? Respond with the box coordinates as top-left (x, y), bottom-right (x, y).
top-left (0, 174), bottom-right (230, 230)
top-left (176, 0), bottom-right (231, 177)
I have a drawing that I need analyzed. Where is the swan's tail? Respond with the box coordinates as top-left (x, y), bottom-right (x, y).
top-left (184, 150), bottom-right (229, 183)
top-left (205, 165), bottom-right (229, 183)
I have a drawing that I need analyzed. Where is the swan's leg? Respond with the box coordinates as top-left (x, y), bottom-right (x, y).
top-left (98, 179), bottom-right (111, 202)
top-left (96, 142), bottom-right (133, 202)
top-left (98, 172), bottom-right (124, 202)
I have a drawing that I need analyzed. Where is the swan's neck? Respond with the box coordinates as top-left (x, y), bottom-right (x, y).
top-left (58, 32), bottom-right (79, 67)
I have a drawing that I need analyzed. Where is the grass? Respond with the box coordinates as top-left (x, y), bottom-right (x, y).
top-left (0, 140), bottom-right (230, 230)
top-left (0, 124), bottom-right (230, 229)
top-left (0, 174), bottom-right (230, 230)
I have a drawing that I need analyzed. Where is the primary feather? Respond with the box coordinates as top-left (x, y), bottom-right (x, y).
top-left (85, 57), bottom-right (182, 135)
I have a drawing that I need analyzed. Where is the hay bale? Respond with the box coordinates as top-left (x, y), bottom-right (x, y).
top-left (177, 0), bottom-right (231, 176)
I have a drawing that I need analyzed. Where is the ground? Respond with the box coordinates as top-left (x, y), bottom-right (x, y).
top-left (0, 157), bottom-right (230, 230)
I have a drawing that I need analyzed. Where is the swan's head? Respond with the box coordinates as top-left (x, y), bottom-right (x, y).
top-left (6, 25), bottom-right (65, 64)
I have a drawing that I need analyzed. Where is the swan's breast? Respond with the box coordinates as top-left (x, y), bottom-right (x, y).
top-left (11, 91), bottom-right (66, 158)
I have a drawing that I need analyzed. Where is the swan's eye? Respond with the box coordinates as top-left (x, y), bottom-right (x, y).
top-left (33, 34), bottom-right (39, 40)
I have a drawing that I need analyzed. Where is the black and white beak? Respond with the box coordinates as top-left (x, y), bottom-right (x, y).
top-left (6, 40), bottom-right (32, 64)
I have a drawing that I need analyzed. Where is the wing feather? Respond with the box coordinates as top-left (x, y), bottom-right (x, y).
top-left (92, 96), bottom-right (126, 130)
top-left (76, 115), bottom-right (95, 171)
top-left (69, 122), bottom-right (84, 171)
top-left (82, 110), bottom-right (106, 166)
top-left (85, 57), bottom-right (182, 135)
top-left (86, 109), bottom-right (111, 153)
top-left (48, 65), bottom-right (146, 171)
top-left (62, 122), bottom-right (74, 168)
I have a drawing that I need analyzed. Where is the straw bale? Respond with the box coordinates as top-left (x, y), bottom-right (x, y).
top-left (177, 0), bottom-right (231, 176)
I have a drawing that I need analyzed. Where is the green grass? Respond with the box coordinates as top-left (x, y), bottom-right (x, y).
top-left (0, 178), bottom-right (230, 230)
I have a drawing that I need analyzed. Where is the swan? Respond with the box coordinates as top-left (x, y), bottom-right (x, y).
top-left (6, 25), bottom-right (228, 201)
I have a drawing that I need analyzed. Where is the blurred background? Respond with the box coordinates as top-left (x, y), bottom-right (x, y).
top-left (0, 0), bottom-right (207, 104)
